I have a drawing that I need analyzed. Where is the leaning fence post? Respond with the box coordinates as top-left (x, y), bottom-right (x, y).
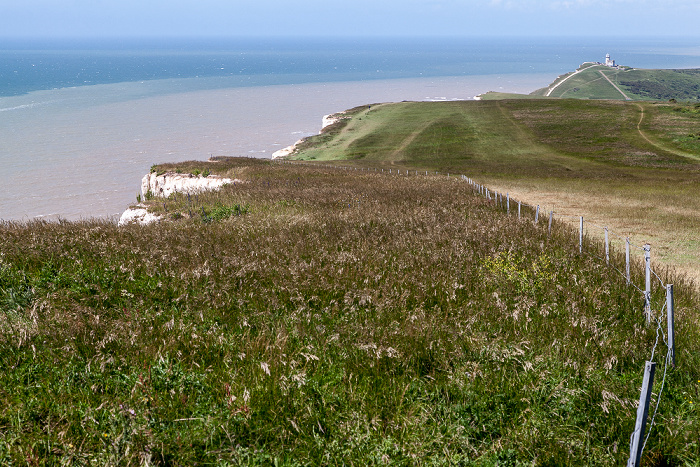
top-left (535, 205), bottom-right (539, 223)
top-left (626, 237), bottom-right (631, 285)
top-left (667, 284), bottom-right (675, 367)
top-left (548, 211), bottom-right (553, 236)
top-left (579, 217), bottom-right (584, 254)
top-left (605, 227), bottom-right (610, 265)
top-left (644, 244), bottom-right (651, 323)
top-left (627, 361), bottom-right (656, 467)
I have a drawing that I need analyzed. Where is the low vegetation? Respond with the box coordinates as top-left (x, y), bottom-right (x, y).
top-left (531, 65), bottom-right (700, 101)
top-left (291, 99), bottom-right (700, 284)
top-left (1, 159), bottom-right (699, 465)
top-left (481, 66), bottom-right (700, 102)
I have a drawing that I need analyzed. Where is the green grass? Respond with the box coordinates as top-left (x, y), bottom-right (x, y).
top-left (2, 159), bottom-right (699, 465)
top-left (291, 99), bottom-right (700, 285)
top-left (528, 65), bottom-right (700, 102)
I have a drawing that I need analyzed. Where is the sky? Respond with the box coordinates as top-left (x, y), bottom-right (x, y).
top-left (1, 0), bottom-right (699, 39)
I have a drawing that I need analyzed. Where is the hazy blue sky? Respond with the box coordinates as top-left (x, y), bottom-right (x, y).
top-left (2, 0), bottom-right (699, 38)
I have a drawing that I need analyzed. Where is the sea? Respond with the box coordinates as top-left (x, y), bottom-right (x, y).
top-left (1, 36), bottom-right (699, 221)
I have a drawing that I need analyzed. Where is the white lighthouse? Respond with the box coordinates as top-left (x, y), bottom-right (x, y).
top-left (605, 53), bottom-right (616, 67)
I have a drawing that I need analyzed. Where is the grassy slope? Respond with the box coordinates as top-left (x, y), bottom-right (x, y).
top-left (527, 66), bottom-right (700, 101)
top-left (292, 99), bottom-right (700, 284)
top-left (2, 159), bottom-right (699, 465)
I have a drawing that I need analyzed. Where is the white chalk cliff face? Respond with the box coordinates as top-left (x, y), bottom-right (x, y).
top-left (272, 139), bottom-right (304, 159)
top-left (141, 172), bottom-right (234, 198)
top-left (271, 112), bottom-right (348, 159)
top-left (118, 171), bottom-right (238, 226)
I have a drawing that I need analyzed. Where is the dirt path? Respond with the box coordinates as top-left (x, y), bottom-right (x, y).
top-left (545, 63), bottom-right (597, 97)
top-left (598, 71), bottom-right (632, 100)
top-left (635, 103), bottom-right (700, 161)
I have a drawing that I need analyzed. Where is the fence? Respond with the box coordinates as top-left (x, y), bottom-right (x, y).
top-left (460, 176), bottom-right (677, 467)
top-left (273, 159), bottom-right (678, 464)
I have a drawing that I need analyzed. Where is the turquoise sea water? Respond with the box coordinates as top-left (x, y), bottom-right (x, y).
top-left (1, 37), bottom-right (699, 220)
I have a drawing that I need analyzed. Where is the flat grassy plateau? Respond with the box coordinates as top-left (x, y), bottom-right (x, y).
top-left (1, 155), bottom-right (699, 465)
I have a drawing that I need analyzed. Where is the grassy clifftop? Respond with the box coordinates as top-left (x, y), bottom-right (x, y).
top-left (2, 158), bottom-right (699, 464)
top-left (481, 64), bottom-right (700, 101)
top-left (291, 99), bottom-right (700, 283)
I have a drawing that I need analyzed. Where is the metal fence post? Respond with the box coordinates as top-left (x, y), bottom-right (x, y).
top-left (644, 244), bottom-right (651, 323)
top-left (535, 205), bottom-right (539, 223)
top-left (507, 193), bottom-right (510, 215)
top-left (605, 227), bottom-right (610, 265)
top-left (579, 217), bottom-right (584, 254)
top-left (518, 201), bottom-right (521, 219)
top-left (627, 361), bottom-right (656, 467)
top-left (667, 284), bottom-right (675, 367)
top-left (548, 211), bottom-right (553, 236)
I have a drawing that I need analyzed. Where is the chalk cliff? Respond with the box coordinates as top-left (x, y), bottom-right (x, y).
top-left (141, 172), bottom-right (234, 198)
top-left (119, 171), bottom-right (238, 226)
top-left (272, 112), bottom-right (348, 159)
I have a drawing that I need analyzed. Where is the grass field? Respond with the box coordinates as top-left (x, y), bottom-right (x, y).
top-left (501, 64), bottom-right (700, 102)
top-left (2, 158), bottom-right (699, 465)
top-left (291, 99), bottom-right (700, 286)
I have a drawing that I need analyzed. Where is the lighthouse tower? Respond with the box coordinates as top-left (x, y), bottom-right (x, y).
top-left (605, 53), bottom-right (615, 67)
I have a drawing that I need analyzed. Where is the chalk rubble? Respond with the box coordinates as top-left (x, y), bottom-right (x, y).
top-left (118, 206), bottom-right (162, 226)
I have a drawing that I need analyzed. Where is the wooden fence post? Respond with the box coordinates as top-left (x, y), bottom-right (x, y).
top-left (627, 361), bottom-right (656, 467)
top-left (535, 205), bottom-right (539, 223)
top-left (645, 244), bottom-right (651, 323)
top-left (579, 217), bottom-right (584, 254)
top-left (667, 284), bottom-right (675, 367)
top-left (605, 227), bottom-right (610, 265)
top-left (548, 211), bottom-right (553, 236)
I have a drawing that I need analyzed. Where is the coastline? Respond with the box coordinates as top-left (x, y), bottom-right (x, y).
top-left (0, 73), bottom-right (553, 222)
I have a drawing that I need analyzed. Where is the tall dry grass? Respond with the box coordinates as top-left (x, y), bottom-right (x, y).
top-left (0, 159), bottom-right (698, 465)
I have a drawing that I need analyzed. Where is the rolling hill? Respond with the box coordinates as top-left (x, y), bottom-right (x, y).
top-left (480, 63), bottom-right (700, 101)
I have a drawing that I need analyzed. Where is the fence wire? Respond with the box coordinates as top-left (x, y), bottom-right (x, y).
top-left (278, 161), bottom-right (675, 461)
top-left (458, 176), bottom-right (675, 465)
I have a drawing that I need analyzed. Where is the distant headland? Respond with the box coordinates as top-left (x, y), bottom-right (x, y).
top-left (478, 54), bottom-right (700, 101)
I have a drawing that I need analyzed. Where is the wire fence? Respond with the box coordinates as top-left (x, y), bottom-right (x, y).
top-left (273, 160), bottom-right (676, 465)
top-left (460, 175), bottom-right (676, 467)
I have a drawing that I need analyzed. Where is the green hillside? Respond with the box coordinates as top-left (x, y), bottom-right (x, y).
top-left (481, 63), bottom-right (700, 101)
top-left (291, 99), bottom-right (700, 282)
top-left (3, 96), bottom-right (700, 464)
top-left (2, 157), bottom-right (699, 465)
